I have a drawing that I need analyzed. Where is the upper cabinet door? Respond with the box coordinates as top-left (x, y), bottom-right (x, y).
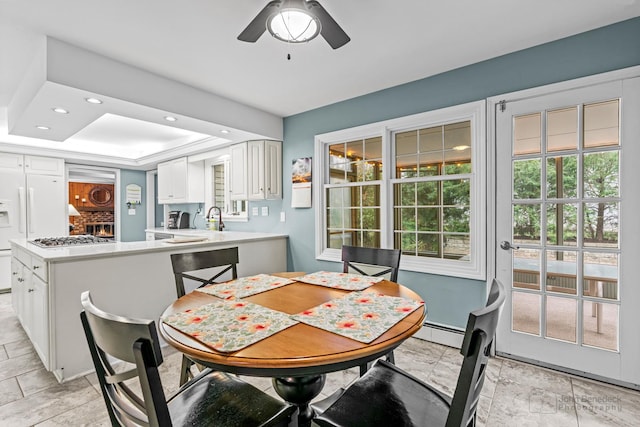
top-left (247, 140), bottom-right (265, 200)
top-left (157, 161), bottom-right (174, 203)
top-left (0, 153), bottom-right (24, 172)
top-left (170, 158), bottom-right (188, 201)
top-left (264, 140), bottom-right (282, 200)
top-left (24, 156), bottom-right (64, 176)
top-left (229, 143), bottom-right (248, 200)
top-left (157, 157), bottom-right (204, 204)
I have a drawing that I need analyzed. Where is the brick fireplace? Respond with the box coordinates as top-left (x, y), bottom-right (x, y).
top-left (69, 182), bottom-right (115, 237)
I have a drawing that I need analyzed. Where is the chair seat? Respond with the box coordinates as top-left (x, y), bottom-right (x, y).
top-left (313, 359), bottom-right (451, 427)
top-left (169, 370), bottom-right (295, 427)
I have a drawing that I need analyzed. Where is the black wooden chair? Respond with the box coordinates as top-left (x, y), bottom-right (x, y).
top-left (312, 278), bottom-right (506, 427)
top-left (341, 245), bottom-right (401, 282)
top-left (170, 247), bottom-right (239, 385)
top-left (170, 247), bottom-right (239, 298)
top-left (341, 245), bottom-right (402, 373)
top-left (80, 291), bottom-right (297, 427)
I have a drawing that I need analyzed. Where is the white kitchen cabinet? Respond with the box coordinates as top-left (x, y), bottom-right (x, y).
top-left (229, 143), bottom-right (248, 200)
top-left (157, 157), bottom-right (204, 204)
top-left (230, 140), bottom-right (282, 201)
top-left (29, 275), bottom-right (49, 363)
top-left (11, 246), bottom-right (50, 367)
top-left (0, 153), bottom-right (63, 176)
top-left (247, 140), bottom-right (265, 200)
top-left (12, 232), bottom-right (287, 382)
top-left (10, 257), bottom-right (23, 319)
top-left (264, 140), bottom-right (282, 200)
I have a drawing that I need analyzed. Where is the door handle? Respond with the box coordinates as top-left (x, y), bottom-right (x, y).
top-left (500, 241), bottom-right (520, 251)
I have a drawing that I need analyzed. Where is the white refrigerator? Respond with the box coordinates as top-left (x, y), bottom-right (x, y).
top-left (0, 171), bottom-right (66, 291)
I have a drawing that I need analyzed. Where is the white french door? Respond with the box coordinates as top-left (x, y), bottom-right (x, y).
top-left (495, 76), bottom-right (640, 386)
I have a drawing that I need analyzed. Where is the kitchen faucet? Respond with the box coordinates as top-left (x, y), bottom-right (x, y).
top-left (206, 206), bottom-right (225, 231)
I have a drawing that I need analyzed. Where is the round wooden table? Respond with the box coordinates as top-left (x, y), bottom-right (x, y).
top-left (159, 273), bottom-right (426, 426)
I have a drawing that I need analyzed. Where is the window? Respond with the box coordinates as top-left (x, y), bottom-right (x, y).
top-left (205, 159), bottom-right (247, 220)
top-left (326, 136), bottom-right (382, 248)
top-left (393, 121), bottom-right (472, 260)
top-left (314, 101), bottom-right (486, 279)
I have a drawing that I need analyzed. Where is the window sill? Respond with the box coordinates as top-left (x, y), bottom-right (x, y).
top-left (316, 248), bottom-right (485, 280)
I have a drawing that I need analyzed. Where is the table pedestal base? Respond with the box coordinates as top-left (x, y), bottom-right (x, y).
top-left (273, 375), bottom-right (326, 427)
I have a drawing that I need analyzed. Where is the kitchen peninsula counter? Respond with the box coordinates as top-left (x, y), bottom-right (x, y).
top-left (10, 231), bottom-right (288, 383)
top-left (11, 230), bottom-right (286, 262)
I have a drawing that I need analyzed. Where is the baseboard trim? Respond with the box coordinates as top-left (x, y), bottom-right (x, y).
top-left (497, 352), bottom-right (640, 392)
top-left (413, 322), bottom-right (465, 349)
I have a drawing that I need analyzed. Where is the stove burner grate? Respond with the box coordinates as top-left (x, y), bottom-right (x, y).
top-left (30, 235), bottom-right (113, 248)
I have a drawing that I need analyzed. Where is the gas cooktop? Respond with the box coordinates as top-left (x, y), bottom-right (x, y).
top-left (30, 235), bottom-right (113, 248)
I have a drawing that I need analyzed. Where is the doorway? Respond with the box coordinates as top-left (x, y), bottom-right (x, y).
top-left (494, 76), bottom-right (640, 387)
top-left (67, 165), bottom-right (120, 241)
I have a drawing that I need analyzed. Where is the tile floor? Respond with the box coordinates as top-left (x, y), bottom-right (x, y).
top-left (1, 292), bottom-right (640, 426)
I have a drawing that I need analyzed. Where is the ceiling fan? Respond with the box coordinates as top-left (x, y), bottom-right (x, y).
top-left (238, 0), bottom-right (350, 49)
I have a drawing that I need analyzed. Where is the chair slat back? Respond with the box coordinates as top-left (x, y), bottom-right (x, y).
top-left (341, 245), bottom-right (401, 282)
top-left (80, 291), bottom-right (170, 427)
top-left (171, 247), bottom-right (239, 297)
top-left (446, 279), bottom-right (505, 427)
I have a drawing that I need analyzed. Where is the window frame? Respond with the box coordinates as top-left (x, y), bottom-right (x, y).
top-left (204, 157), bottom-right (248, 222)
top-left (314, 101), bottom-right (486, 280)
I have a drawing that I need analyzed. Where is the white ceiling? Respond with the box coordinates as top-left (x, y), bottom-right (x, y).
top-left (1, 0), bottom-right (639, 169)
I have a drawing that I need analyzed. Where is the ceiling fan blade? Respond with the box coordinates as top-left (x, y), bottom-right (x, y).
top-left (238, 0), bottom-right (282, 42)
top-left (307, 1), bottom-right (350, 49)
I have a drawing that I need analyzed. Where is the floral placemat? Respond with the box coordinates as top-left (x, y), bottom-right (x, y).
top-left (295, 271), bottom-right (384, 291)
top-left (162, 300), bottom-right (298, 352)
top-left (195, 274), bottom-right (295, 299)
top-left (291, 291), bottom-right (424, 343)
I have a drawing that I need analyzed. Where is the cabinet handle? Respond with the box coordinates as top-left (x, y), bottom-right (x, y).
top-left (28, 289), bottom-right (34, 293)
top-left (12, 272), bottom-right (17, 275)
top-left (33, 265), bottom-right (40, 270)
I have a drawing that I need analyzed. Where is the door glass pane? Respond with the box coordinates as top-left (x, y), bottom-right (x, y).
top-left (546, 203), bottom-right (578, 246)
top-left (583, 252), bottom-right (618, 300)
top-left (513, 159), bottom-right (541, 199)
top-left (513, 204), bottom-right (541, 244)
top-left (546, 155), bottom-right (577, 198)
top-left (547, 107), bottom-right (578, 151)
top-left (583, 202), bottom-right (619, 248)
top-left (584, 100), bottom-right (619, 148)
top-left (583, 301), bottom-right (618, 351)
top-left (546, 250), bottom-right (577, 295)
top-left (512, 291), bottom-right (540, 335)
top-left (546, 296), bottom-right (577, 343)
top-left (513, 248), bottom-right (540, 291)
top-left (583, 151), bottom-right (619, 198)
top-left (514, 113), bottom-right (541, 155)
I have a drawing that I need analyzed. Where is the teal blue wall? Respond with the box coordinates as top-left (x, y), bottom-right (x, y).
top-left (119, 170), bottom-right (147, 242)
top-left (141, 18), bottom-right (640, 328)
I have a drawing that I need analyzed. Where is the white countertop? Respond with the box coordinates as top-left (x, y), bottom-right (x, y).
top-left (10, 231), bottom-right (287, 262)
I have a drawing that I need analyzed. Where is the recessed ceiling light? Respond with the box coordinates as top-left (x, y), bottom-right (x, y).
top-left (85, 97), bottom-right (103, 104)
top-left (52, 107), bottom-right (69, 114)
top-left (36, 125), bottom-right (50, 130)
top-left (164, 116), bottom-right (177, 122)
top-left (221, 129), bottom-right (230, 134)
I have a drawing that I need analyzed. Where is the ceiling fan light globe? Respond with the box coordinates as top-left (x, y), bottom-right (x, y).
top-left (268, 9), bottom-right (320, 43)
